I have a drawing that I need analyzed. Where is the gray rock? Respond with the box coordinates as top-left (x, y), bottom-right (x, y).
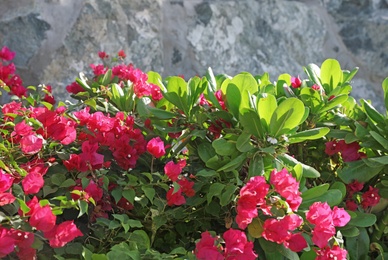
top-left (0, 0), bottom-right (387, 111)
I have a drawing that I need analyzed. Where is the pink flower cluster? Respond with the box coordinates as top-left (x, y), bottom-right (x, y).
top-left (325, 139), bottom-right (366, 162)
top-left (306, 202), bottom-right (350, 256)
top-left (68, 50), bottom-right (163, 101)
top-left (236, 168), bottom-right (302, 230)
top-left (0, 195), bottom-right (83, 259)
top-left (0, 46), bottom-right (27, 97)
top-left (71, 107), bottom-right (146, 170)
top-left (345, 180), bottom-right (381, 211)
top-left (195, 229), bottom-right (257, 260)
top-left (164, 159), bottom-right (195, 206)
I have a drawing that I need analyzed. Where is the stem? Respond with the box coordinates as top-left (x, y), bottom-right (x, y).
top-left (151, 156), bottom-right (154, 173)
top-left (371, 208), bottom-right (388, 242)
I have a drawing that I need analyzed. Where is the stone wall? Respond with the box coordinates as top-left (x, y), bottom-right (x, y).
top-left (1, 0), bottom-right (388, 110)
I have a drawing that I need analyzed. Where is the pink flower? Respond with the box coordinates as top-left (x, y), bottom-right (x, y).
top-left (270, 168), bottom-right (302, 211)
top-left (0, 192), bottom-right (16, 206)
top-left (361, 186), bottom-right (380, 209)
top-left (14, 121), bottom-right (33, 136)
top-left (166, 187), bottom-right (186, 206)
top-left (341, 141), bottom-right (362, 162)
top-left (324, 140), bottom-right (344, 156)
top-left (346, 199), bottom-right (358, 211)
top-left (316, 246), bottom-right (348, 260)
top-left (79, 141), bottom-right (104, 171)
top-left (306, 202), bottom-right (333, 226)
top-left (346, 180), bottom-right (364, 197)
top-left (20, 134), bottom-right (43, 154)
top-left (22, 171), bottom-right (44, 194)
top-left (147, 137), bottom-right (166, 158)
top-left (312, 84), bottom-right (321, 91)
top-left (291, 76), bottom-right (302, 88)
top-left (66, 81), bottom-right (84, 94)
top-left (194, 231), bottom-right (224, 260)
top-left (44, 221), bottom-right (83, 248)
top-left (312, 224), bottom-right (336, 248)
top-left (98, 51), bottom-right (108, 59)
top-left (223, 229), bottom-right (257, 260)
top-left (285, 233), bottom-right (307, 252)
top-left (331, 206), bottom-right (351, 227)
top-left (177, 178), bottom-right (195, 197)
top-left (164, 161), bottom-right (183, 181)
top-left (262, 218), bottom-right (291, 244)
top-left (0, 227), bottom-right (15, 258)
top-left (118, 49), bottom-right (126, 59)
top-left (90, 64), bottom-right (107, 76)
top-left (29, 205), bottom-right (56, 232)
top-left (0, 169), bottom-right (14, 193)
top-left (0, 46), bottom-right (15, 61)
top-left (236, 176), bottom-right (269, 229)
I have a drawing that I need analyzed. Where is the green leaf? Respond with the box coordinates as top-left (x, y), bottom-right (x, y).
top-left (304, 63), bottom-right (322, 87)
top-left (60, 179), bottom-right (76, 188)
top-left (240, 109), bottom-right (264, 138)
top-left (362, 99), bottom-right (385, 125)
top-left (269, 98), bottom-right (305, 137)
top-left (217, 153), bottom-right (247, 172)
top-left (257, 93), bottom-right (277, 132)
top-left (16, 198), bottom-right (30, 214)
top-left (130, 230), bottom-right (150, 250)
top-left (197, 143), bottom-right (216, 163)
top-left (128, 219), bottom-right (143, 228)
top-left (300, 189), bottom-right (343, 209)
top-left (370, 131), bottom-right (388, 150)
top-left (219, 185), bottom-right (237, 206)
top-left (338, 159), bottom-right (384, 184)
top-left (212, 138), bottom-right (236, 156)
top-left (207, 183), bottom-right (225, 204)
top-left (381, 77), bottom-right (388, 112)
top-left (122, 189), bottom-right (135, 204)
top-left (346, 227), bottom-right (370, 260)
top-left (340, 226), bottom-right (360, 237)
top-left (78, 200), bottom-right (89, 218)
top-left (92, 254), bottom-right (108, 260)
top-left (317, 94), bottom-right (348, 113)
top-left (288, 127), bottom-right (329, 144)
top-left (277, 154), bottom-right (320, 178)
top-left (225, 83), bottom-right (241, 119)
top-left (236, 132), bottom-right (253, 152)
top-left (330, 181), bottom-right (347, 200)
top-left (301, 184), bottom-right (330, 200)
top-left (320, 59), bottom-right (343, 93)
top-left (141, 186), bottom-right (155, 203)
top-left (343, 67), bottom-right (359, 83)
top-left (348, 211), bottom-right (377, 227)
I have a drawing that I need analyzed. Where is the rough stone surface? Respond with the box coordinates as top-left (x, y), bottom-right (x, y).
top-left (0, 0), bottom-right (387, 110)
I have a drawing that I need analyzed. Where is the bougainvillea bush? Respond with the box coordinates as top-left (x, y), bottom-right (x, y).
top-left (0, 45), bottom-right (387, 260)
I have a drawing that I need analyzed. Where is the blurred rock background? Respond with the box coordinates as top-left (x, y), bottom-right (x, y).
top-left (1, 0), bottom-right (388, 110)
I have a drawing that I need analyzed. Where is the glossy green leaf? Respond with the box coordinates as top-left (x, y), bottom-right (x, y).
top-left (381, 77), bottom-right (388, 111)
top-left (197, 143), bottom-right (216, 163)
top-left (301, 184), bottom-right (330, 200)
top-left (362, 99), bottom-right (385, 125)
top-left (220, 185), bottom-right (237, 206)
top-left (304, 63), bottom-right (322, 87)
top-left (217, 153), bottom-right (247, 172)
top-left (342, 67), bottom-right (359, 83)
top-left (212, 138), bottom-right (236, 156)
top-left (348, 211), bottom-right (377, 227)
top-left (288, 127), bottom-right (330, 144)
top-left (225, 83), bottom-right (241, 119)
top-left (346, 227), bottom-right (370, 260)
top-left (236, 132), bottom-right (253, 152)
top-left (317, 94), bottom-right (348, 113)
top-left (300, 87), bottom-right (323, 113)
top-left (277, 154), bottom-right (320, 178)
top-left (240, 109), bottom-right (264, 138)
top-left (330, 181), bottom-right (347, 200)
top-left (320, 59), bottom-right (343, 92)
top-left (338, 160), bottom-right (384, 183)
top-left (257, 93), bottom-right (277, 132)
top-left (207, 183), bottom-right (225, 204)
top-left (300, 189), bottom-right (343, 209)
top-left (248, 155), bottom-right (264, 178)
top-left (269, 98), bottom-right (305, 137)
top-left (370, 131), bottom-right (388, 150)
top-left (340, 226), bottom-right (360, 237)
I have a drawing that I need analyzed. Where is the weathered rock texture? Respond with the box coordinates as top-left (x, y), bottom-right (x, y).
top-left (1, 0), bottom-right (387, 110)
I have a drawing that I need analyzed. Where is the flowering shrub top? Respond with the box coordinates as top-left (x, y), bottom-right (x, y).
top-left (0, 48), bottom-right (387, 260)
